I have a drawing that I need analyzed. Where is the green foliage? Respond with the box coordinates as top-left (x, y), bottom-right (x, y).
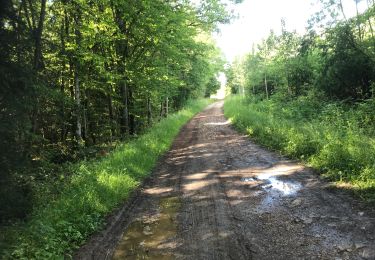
top-left (1, 99), bottom-right (212, 259)
top-left (224, 95), bottom-right (375, 202)
top-left (205, 77), bottom-right (222, 97)
top-left (1, 0), bottom-right (232, 254)
top-left (224, 2), bottom-right (375, 202)
top-left (0, 0), bottom-right (232, 225)
top-left (231, 3), bottom-right (375, 101)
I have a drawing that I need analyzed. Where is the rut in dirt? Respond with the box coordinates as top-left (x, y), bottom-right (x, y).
top-left (76, 101), bottom-right (375, 260)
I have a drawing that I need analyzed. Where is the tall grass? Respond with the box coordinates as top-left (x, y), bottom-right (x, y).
top-left (224, 95), bottom-right (375, 202)
top-left (2, 99), bottom-right (212, 259)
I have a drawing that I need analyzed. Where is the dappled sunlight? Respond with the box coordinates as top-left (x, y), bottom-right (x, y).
top-left (185, 172), bottom-right (212, 180)
top-left (257, 163), bottom-right (304, 179)
top-left (144, 187), bottom-right (173, 195)
top-left (183, 178), bottom-right (218, 191)
top-left (170, 142), bottom-right (212, 154)
top-left (204, 120), bottom-right (230, 126)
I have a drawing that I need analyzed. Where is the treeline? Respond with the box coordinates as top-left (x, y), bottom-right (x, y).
top-left (227, 0), bottom-right (375, 101)
top-left (0, 0), bottom-right (230, 222)
top-left (225, 0), bottom-right (375, 201)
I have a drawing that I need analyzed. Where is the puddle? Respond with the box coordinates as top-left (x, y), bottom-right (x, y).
top-left (241, 177), bottom-right (256, 182)
top-left (263, 177), bottom-right (302, 195)
top-left (113, 197), bottom-right (180, 260)
top-left (251, 173), bottom-right (303, 210)
top-left (256, 173), bottom-right (302, 196)
top-left (242, 174), bottom-right (302, 196)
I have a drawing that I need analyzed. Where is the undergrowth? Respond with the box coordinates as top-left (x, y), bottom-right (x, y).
top-left (224, 95), bottom-right (375, 203)
top-left (1, 99), bottom-right (212, 259)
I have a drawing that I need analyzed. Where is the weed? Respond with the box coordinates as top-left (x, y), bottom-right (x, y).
top-left (2, 99), bottom-right (212, 259)
top-left (224, 95), bottom-right (375, 203)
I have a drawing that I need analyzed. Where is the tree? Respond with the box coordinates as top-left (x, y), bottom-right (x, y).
top-left (0, 0), bottom-right (234, 223)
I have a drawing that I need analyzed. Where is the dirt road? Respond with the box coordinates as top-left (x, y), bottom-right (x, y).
top-left (76, 101), bottom-right (375, 259)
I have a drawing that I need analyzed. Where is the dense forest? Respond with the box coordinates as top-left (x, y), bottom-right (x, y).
top-left (225, 0), bottom-right (375, 200)
top-left (0, 0), bottom-right (235, 257)
top-left (0, 0), bottom-right (229, 221)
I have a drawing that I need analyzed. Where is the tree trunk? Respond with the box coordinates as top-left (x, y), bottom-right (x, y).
top-left (33, 0), bottom-right (46, 71)
top-left (367, 0), bottom-right (375, 51)
top-left (82, 91), bottom-right (88, 144)
top-left (165, 97), bottom-right (169, 117)
top-left (73, 9), bottom-right (82, 143)
top-left (60, 11), bottom-right (68, 142)
top-left (147, 96), bottom-right (152, 126)
top-left (355, 0), bottom-right (363, 41)
top-left (338, 0), bottom-right (347, 20)
top-left (60, 64), bottom-right (66, 141)
top-left (74, 71), bottom-right (82, 141)
top-left (128, 87), bottom-right (135, 135)
top-left (108, 91), bottom-right (114, 141)
top-left (264, 72), bottom-right (269, 99)
top-left (160, 101), bottom-right (164, 118)
top-left (120, 80), bottom-right (129, 137)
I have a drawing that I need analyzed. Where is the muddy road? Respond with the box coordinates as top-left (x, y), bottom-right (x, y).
top-left (76, 101), bottom-right (375, 260)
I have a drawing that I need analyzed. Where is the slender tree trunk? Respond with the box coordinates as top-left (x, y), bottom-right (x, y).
top-left (60, 64), bottom-right (66, 141)
top-left (147, 96), bottom-right (152, 126)
top-left (128, 87), bottom-right (135, 135)
top-left (74, 71), bottom-right (82, 141)
top-left (285, 61), bottom-right (291, 95)
top-left (165, 97), bottom-right (169, 116)
top-left (264, 72), bottom-right (269, 99)
top-left (120, 81), bottom-right (129, 137)
top-left (108, 90), bottom-right (114, 141)
top-left (356, 0), bottom-right (363, 41)
top-left (367, 0), bottom-right (375, 51)
top-left (60, 11), bottom-right (68, 142)
top-left (160, 101), bottom-right (164, 118)
top-left (73, 9), bottom-right (82, 143)
top-left (33, 0), bottom-right (46, 71)
top-left (338, 0), bottom-right (347, 20)
top-left (27, 0), bottom-right (46, 136)
top-left (83, 90), bottom-right (89, 144)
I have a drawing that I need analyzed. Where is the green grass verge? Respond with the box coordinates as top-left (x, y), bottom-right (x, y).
top-left (224, 95), bottom-right (375, 202)
top-left (2, 99), bottom-right (212, 259)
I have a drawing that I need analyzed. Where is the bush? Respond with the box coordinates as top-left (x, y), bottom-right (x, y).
top-left (224, 95), bottom-right (375, 202)
top-left (2, 99), bottom-right (212, 259)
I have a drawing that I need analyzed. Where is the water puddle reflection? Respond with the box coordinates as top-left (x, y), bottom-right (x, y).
top-left (241, 177), bottom-right (256, 182)
top-left (241, 174), bottom-right (302, 196)
top-left (262, 177), bottom-right (301, 195)
top-left (113, 197), bottom-right (180, 259)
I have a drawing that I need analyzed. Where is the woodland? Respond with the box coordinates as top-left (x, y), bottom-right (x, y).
top-left (2, 0), bottom-right (375, 257)
top-left (0, 0), bottom-right (226, 220)
top-left (225, 0), bottom-right (375, 202)
top-left (0, 0), bottom-right (231, 257)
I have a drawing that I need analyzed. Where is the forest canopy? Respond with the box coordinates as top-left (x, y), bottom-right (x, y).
top-left (0, 0), bottom-right (236, 222)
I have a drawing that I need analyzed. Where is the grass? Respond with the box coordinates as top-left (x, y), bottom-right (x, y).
top-left (1, 98), bottom-right (212, 259)
top-left (224, 95), bottom-right (375, 202)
